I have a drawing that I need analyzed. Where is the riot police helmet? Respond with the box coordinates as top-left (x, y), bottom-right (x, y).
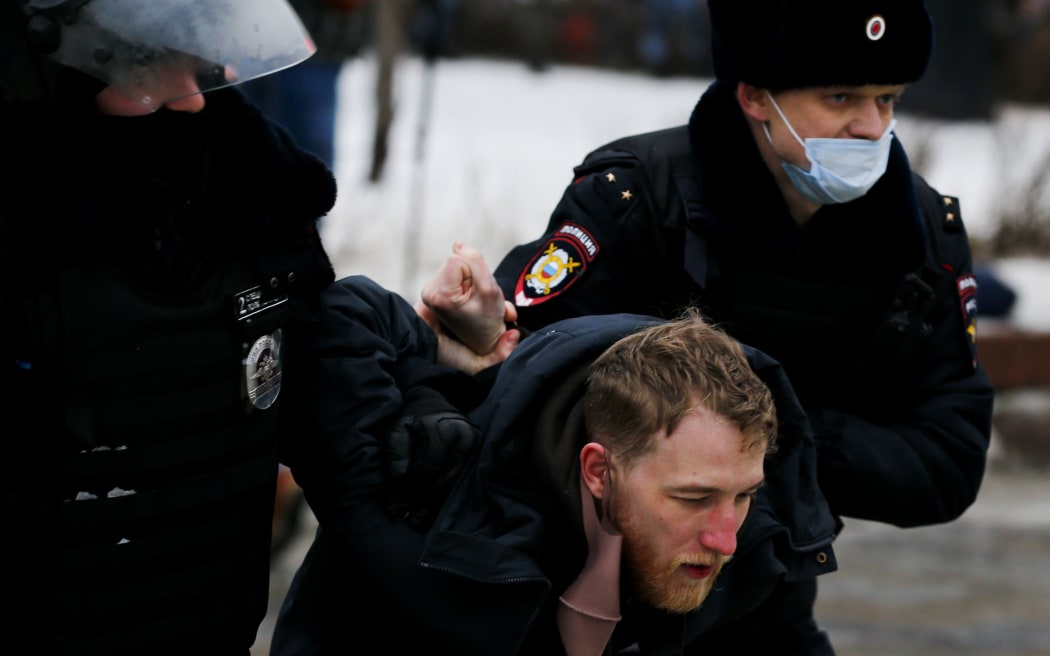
top-left (0, 0), bottom-right (316, 109)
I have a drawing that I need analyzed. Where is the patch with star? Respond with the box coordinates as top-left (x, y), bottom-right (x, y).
top-left (513, 223), bottom-right (599, 307)
top-left (956, 273), bottom-right (978, 368)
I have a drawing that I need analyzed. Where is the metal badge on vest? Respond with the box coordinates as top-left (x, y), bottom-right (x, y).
top-left (234, 284), bottom-right (290, 412)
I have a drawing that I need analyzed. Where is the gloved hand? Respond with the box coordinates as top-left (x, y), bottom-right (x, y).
top-left (383, 385), bottom-right (480, 530)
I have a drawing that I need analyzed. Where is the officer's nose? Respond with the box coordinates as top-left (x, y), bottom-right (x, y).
top-left (164, 90), bottom-right (206, 113)
top-left (94, 65), bottom-right (208, 116)
top-left (850, 100), bottom-right (888, 140)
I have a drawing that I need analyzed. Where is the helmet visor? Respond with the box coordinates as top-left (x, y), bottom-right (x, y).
top-left (45, 0), bottom-right (315, 110)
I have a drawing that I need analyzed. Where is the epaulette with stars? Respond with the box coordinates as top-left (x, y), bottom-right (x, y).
top-left (572, 165), bottom-right (640, 207)
top-left (940, 195), bottom-right (963, 233)
top-left (934, 193), bottom-right (978, 367)
top-left (510, 165), bottom-right (638, 308)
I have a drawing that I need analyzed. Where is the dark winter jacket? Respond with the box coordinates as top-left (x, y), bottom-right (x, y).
top-left (272, 311), bottom-right (838, 655)
top-left (275, 274), bottom-right (483, 533)
top-left (493, 80), bottom-right (994, 530)
top-left (1, 83), bottom-right (335, 655)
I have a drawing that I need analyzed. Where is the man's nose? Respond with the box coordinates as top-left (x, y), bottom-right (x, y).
top-left (849, 101), bottom-right (888, 140)
top-left (698, 504), bottom-right (739, 557)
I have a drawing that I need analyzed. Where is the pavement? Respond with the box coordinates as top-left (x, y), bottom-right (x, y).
top-left (814, 458), bottom-right (1050, 656)
top-left (252, 454), bottom-right (1050, 656)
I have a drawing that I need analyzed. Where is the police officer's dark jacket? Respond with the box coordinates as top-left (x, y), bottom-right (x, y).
top-left (494, 80), bottom-right (995, 530)
top-left (1, 80), bottom-right (335, 655)
top-left (271, 311), bottom-right (837, 655)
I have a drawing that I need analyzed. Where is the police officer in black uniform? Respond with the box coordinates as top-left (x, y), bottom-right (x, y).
top-left (0, 1), bottom-right (338, 653)
top-left (423, 0), bottom-right (995, 652)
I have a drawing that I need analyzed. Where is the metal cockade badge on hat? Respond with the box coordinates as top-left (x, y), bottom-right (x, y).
top-left (866, 15), bottom-right (887, 41)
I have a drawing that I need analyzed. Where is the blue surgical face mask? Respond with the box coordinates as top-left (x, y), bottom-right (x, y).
top-left (762, 92), bottom-right (896, 205)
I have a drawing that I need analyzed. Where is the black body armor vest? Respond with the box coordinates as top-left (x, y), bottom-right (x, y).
top-left (4, 206), bottom-right (294, 656)
top-left (20, 250), bottom-right (289, 655)
top-left (2, 86), bottom-right (335, 654)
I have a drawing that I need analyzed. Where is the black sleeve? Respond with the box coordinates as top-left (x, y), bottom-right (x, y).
top-left (278, 274), bottom-right (471, 531)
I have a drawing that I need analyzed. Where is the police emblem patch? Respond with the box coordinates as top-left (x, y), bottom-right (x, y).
top-left (956, 274), bottom-right (978, 369)
top-left (245, 329), bottom-right (282, 410)
top-left (514, 223), bottom-right (599, 307)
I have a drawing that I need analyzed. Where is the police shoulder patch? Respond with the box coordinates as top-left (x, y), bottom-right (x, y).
top-left (513, 223), bottom-right (599, 307)
top-left (956, 273), bottom-right (978, 369)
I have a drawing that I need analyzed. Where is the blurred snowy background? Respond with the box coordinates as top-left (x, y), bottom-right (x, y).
top-left (322, 55), bottom-right (1050, 329)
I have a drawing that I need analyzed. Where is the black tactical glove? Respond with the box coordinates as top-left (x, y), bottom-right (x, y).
top-left (383, 385), bottom-right (480, 530)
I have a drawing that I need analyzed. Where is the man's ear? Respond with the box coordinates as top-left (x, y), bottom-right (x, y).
top-left (737, 81), bottom-right (773, 122)
top-left (580, 442), bottom-right (609, 499)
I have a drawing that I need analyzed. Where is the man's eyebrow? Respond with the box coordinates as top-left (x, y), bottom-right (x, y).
top-left (666, 478), bottom-right (766, 495)
top-left (745, 479), bottom-right (766, 494)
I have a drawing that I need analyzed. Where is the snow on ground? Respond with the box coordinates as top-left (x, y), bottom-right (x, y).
top-left (323, 55), bottom-right (1050, 329)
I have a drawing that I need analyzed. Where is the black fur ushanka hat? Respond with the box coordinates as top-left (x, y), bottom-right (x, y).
top-left (708, 0), bottom-right (934, 90)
